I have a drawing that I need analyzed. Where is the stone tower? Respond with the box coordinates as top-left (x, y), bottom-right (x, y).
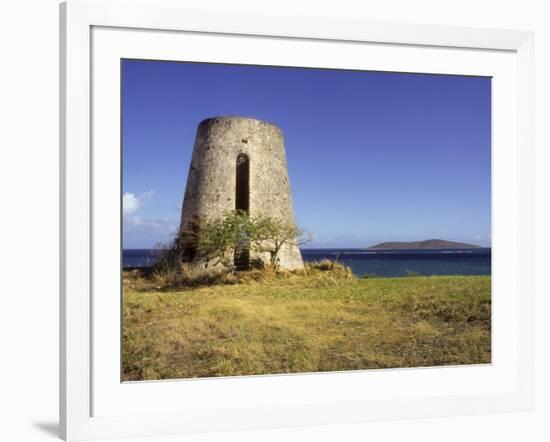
top-left (178, 116), bottom-right (304, 271)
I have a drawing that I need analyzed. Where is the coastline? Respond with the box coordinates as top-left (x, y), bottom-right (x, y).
top-left (122, 247), bottom-right (492, 277)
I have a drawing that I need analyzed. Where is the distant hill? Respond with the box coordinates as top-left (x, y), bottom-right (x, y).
top-left (366, 239), bottom-right (482, 250)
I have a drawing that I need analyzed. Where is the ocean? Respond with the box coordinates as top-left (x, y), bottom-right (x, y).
top-left (123, 248), bottom-right (491, 277)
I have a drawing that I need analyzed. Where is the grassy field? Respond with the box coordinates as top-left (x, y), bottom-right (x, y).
top-left (122, 266), bottom-right (491, 381)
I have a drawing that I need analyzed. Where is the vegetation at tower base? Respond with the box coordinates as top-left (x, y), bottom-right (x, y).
top-left (150, 211), bottom-right (310, 288)
top-left (196, 211), bottom-right (311, 270)
top-left (122, 266), bottom-right (491, 381)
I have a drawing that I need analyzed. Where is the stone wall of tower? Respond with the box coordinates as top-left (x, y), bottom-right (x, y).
top-left (179, 116), bottom-right (304, 270)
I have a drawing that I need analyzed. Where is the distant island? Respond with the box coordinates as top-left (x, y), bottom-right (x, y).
top-left (366, 239), bottom-right (482, 250)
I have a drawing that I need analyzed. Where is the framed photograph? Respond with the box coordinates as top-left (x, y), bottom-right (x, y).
top-left (60, 0), bottom-right (534, 440)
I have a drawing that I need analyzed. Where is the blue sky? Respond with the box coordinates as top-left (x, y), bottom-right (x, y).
top-left (122, 59), bottom-right (491, 249)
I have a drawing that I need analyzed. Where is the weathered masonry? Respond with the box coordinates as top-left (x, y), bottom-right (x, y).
top-left (178, 116), bottom-right (304, 270)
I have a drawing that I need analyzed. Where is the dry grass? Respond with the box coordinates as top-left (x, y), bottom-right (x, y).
top-left (122, 267), bottom-right (491, 381)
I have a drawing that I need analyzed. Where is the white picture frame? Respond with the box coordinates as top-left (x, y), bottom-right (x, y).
top-left (60, 0), bottom-right (534, 440)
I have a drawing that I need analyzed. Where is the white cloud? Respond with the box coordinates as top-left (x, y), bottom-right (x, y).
top-left (123, 193), bottom-right (140, 216)
top-left (123, 191), bottom-right (155, 217)
top-left (122, 191), bottom-right (178, 245)
top-left (123, 215), bottom-right (179, 248)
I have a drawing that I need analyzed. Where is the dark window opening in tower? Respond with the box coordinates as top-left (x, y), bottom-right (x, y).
top-left (235, 154), bottom-right (250, 213)
top-left (235, 154), bottom-right (250, 270)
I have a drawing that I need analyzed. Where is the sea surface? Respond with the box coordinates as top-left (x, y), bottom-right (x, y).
top-left (123, 248), bottom-right (491, 277)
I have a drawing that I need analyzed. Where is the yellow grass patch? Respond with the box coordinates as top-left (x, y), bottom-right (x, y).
top-left (122, 271), bottom-right (491, 381)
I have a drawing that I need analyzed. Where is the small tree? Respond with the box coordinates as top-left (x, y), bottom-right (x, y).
top-left (195, 211), bottom-right (310, 271)
top-left (196, 210), bottom-right (251, 267)
top-left (253, 216), bottom-right (311, 269)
